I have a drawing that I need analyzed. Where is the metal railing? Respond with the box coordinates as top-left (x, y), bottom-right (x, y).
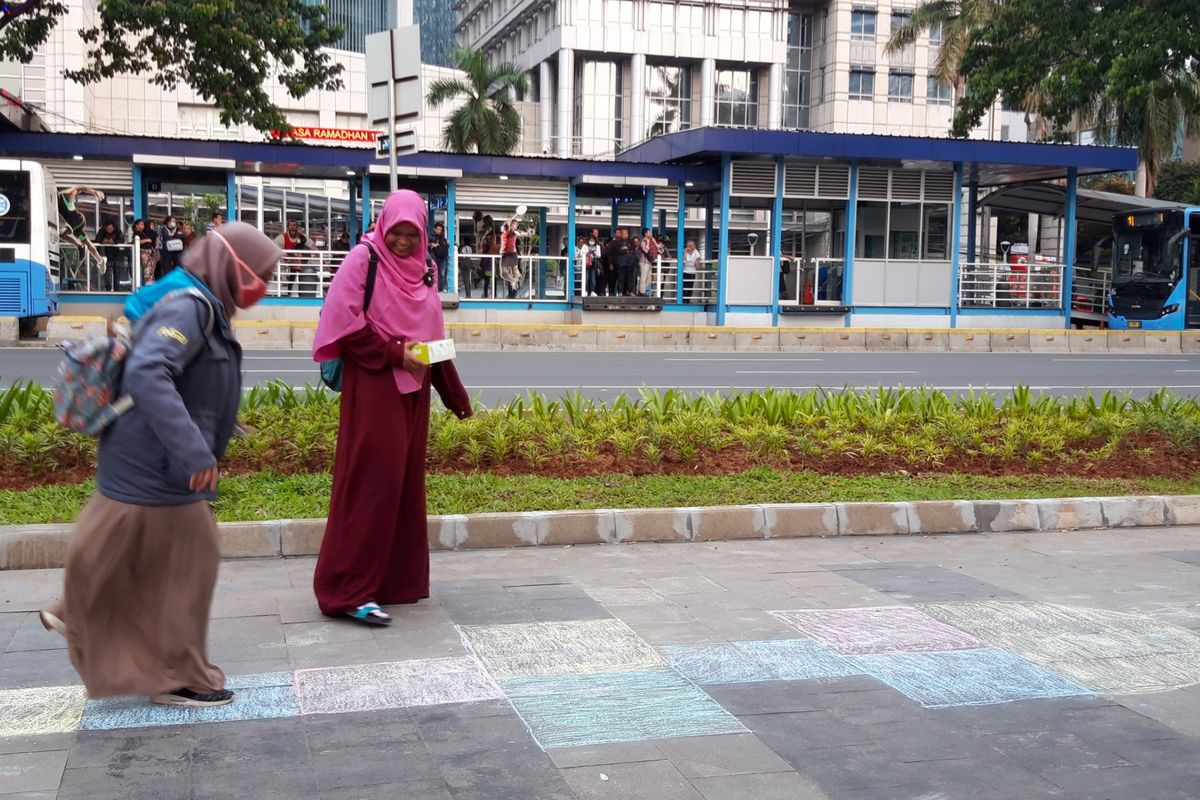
top-left (1070, 272), bottom-right (1111, 318)
top-left (62, 244), bottom-right (141, 293)
top-left (569, 256), bottom-right (718, 304)
top-left (780, 258), bottom-right (845, 306)
top-left (453, 253), bottom-right (570, 301)
top-left (957, 260), bottom-right (1065, 310)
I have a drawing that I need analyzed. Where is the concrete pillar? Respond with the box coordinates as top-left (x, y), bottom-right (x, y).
top-left (539, 60), bottom-right (553, 155)
top-left (630, 52), bottom-right (646, 148)
top-left (767, 63), bottom-right (783, 130)
top-left (557, 48), bottom-right (574, 158)
top-left (700, 58), bottom-right (715, 127)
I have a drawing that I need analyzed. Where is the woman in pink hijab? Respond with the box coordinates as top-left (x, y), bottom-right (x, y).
top-left (312, 190), bottom-right (472, 625)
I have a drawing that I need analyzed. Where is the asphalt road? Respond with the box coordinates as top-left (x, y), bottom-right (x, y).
top-left (6, 347), bottom-right (1200, 404)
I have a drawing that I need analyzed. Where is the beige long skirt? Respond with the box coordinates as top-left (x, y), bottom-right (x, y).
top-left (45, 493), bottom-right (225, 698)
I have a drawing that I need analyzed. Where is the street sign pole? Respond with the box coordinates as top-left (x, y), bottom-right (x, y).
top-left (366, 27), bottom-right (423, 183)
top-left (387, 35), bottom-right (398, 193)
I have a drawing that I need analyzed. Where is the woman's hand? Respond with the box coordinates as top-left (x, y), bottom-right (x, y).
top-left (189, 465), bottom-right (219, 492)
top-left (401, 341), bottom-right (425, 374)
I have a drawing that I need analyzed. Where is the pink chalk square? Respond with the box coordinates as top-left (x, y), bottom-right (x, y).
top-left (768, 606), bottom-right (985, 655)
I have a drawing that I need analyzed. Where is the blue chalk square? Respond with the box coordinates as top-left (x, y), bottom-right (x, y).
top-left (662, 639), bottom-right (860, 685)
top-left (500, 669), bottom-right (746, 749)
top-left (227, 671), bottom-right (295, 689)
top-left (79, 685), bottom-right (301, 730)
top-left (850, 649), bottom-right (1094, 709)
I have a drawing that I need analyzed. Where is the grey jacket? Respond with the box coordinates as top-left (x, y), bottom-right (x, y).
top-left (96, 292), bottom-right (242, 506)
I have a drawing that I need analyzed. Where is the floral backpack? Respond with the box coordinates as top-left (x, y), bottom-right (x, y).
top-left (53, 288), bottom-right (214, 435)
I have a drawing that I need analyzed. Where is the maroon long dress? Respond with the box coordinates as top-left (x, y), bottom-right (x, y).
top-left (314, 327), bottom-right (470, 615)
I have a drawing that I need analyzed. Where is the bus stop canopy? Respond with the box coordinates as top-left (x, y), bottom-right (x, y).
top-left (980, 183), bottom-right (1187, 225)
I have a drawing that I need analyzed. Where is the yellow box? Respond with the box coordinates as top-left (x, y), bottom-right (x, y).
top-left (412, 338), bottom-right (457, 365)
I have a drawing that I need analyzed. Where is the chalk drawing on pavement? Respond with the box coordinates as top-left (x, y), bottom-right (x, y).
top-left (81, 685), bottom-right (300, 731)
top-left (847, 649), bottom-right (1093, 708)
top-left (920, 601), bottom-right (1200, 695)
top-left (0, 685), bottom-right (86, 737)
top-left (769, 606), bottom-right (987, 655)
top-left (294, 655), bottom-right (503, 716)
top-left (459, 618), bottom-right (666, 678)
top-left (500, 669), bottom-right (745, 749)
top-left (662, 638), bottom-right (859, 685)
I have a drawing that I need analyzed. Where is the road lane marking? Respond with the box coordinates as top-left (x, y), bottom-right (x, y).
top-left (735, 370), bottom-right (921, 375)
top-left (663, 357), bottom-right (824, 362)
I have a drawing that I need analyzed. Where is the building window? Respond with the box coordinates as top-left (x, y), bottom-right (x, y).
top-left (848, 68), bottom-right (874, 100)
top-left (715, 69), bottom-right (759, 128)
top-left (645, 63), bottom-right (693, 139)
top-left (926, 77), bottom-right (953, 105)
top-left (783, 12), bottom-right (813, 128)
top-left (890, 11), bottom-right (910, 34)
top-left (850, 10), bottom-right (876, 40)
top-left (574, 59), bottom-right (627, 156)
top-left (888, 70), bottom-right (913, 102)
top-left (928, 19), bottom-right (943, 44)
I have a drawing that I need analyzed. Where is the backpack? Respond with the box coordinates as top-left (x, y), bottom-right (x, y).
top-left (319, 243), bottom-right (379, 392)
top-left (53, 289), bottom-right (215, 436)
top-left (647, 237), bottom-right (659, 261)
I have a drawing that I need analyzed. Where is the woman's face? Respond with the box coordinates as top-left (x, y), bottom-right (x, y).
top-left (134, 221), bottom-right (144, 232)
top-left (384, 221), bottom-right (421, 259)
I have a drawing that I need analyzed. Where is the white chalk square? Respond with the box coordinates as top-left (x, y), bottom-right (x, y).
top-left (294, 656), bottom-right (503, 716)
top-left (460, 619), bottom-right (666, 677)
top-left (0, 685), bottom-right (87, 737)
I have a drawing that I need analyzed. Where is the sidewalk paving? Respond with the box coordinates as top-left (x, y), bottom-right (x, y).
top-left (2, 527), bottom-right (1200, 799)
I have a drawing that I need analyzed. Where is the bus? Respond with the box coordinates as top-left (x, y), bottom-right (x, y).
top-left (1107, 206), bottom-right (1200, 330)
top-left (0, 159), bottom-right (59, 336)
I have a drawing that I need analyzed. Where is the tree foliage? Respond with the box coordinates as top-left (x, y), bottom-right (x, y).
top-left (426, 45), bottom-right (528, 155)
top-left (1154, 162), bottom-right (1200, 204)
top-left (0, 0), bottom-right (345, 134)
top-left (953, 0), bottom-right (1200, 140)
top-left (884, 0), bottom-right (998, 87)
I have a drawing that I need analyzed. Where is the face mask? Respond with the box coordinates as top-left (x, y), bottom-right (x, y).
top-left (212, 231), bottom-right (269, 308)
top-left (167, 222), bottom-right (176, 231)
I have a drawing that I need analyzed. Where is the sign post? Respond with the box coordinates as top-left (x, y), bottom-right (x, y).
top-left (366, 27), bottom-right (423, 193)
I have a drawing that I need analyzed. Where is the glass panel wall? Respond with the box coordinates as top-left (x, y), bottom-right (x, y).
top-left (645, 63), bottom-right (693, 139)
top-left (783, 12), bottom-right (813, 129)
top-left (574, 59), bottom-right (627, 156)
top-left (715, 68), bottom-right (759, 128)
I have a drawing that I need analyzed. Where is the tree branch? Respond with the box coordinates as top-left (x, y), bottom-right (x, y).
top-left (0, 0), bottom-right (45, 32)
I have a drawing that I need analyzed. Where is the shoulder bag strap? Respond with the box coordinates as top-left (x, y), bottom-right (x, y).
top-left (361, 242), bottom-right (380, 313)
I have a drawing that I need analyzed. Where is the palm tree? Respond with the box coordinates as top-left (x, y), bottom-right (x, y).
top-left (884, 0), bottom-right (997, 89)
top-left (426, 45), bottom-right (529, 155)
top-left (1083, 79), bottom-right (1200, 197)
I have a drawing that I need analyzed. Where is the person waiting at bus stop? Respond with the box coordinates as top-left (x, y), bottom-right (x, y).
top-left (311, 189), bottom-right (472, 626)
top-left (275, 219), bottom-right (313, 297)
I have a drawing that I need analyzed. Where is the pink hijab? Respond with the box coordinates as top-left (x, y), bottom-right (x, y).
top-left (313, 190), bottom-right (444, 394)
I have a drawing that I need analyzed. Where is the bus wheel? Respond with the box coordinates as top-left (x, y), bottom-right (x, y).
top-left (18, 317), bottom-right (39, 339)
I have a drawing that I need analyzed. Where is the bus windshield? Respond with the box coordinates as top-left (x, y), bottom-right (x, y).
top-left (1113, 217), bottom-right (1182, 284)
top-left (0, 170), bottom-right (32, 245)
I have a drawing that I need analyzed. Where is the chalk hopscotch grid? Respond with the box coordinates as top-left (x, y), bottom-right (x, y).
top-left (0, 685), bottom-right (87, 736)
top-left (500, 669), bottom-right (746, 749)
top-left (662, 638), bottom-right (861, 685)
top-left (848, 649), bottom-right (1095, 708)
top-left (769, 606), bottom-right (987, 655)
top-left (921, 601), bottom-right (1200, 695)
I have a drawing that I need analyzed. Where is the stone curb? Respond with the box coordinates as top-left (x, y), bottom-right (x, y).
top-left (0, 495), bottom-right (1193, 570)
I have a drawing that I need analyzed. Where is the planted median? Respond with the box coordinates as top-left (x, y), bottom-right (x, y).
top-left (2, 381), bottom-right (1199, 525)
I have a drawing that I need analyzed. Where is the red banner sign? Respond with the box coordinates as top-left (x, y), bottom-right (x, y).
top-left (273, 127), bottom-right (380, 144)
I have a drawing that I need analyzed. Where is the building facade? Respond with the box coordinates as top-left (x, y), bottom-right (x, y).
top-left (457, 0), bottom-right (1023, 159)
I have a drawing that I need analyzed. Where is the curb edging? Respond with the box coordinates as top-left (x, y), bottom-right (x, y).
top-left (0, 494), bottom-right (1194, 570)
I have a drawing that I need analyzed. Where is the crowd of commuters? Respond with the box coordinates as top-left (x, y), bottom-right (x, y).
top-left (574, 226), bottom-right (671, 298)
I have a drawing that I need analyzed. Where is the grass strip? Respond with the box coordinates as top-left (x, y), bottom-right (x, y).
top-left (3, 469), bottom-right (1200, 526)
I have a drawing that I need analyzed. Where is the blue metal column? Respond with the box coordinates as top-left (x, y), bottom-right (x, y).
top-left (658, 208), bottom-right (666, 237)
top-left (717, 154), bottom-right (732, 326)
top-left (1062, 167), bottom-right (1079, 329)
top-left (610, 201), bottom-right (619, 236)
top-left (538, 206), bottom-right (548, 299)
top-left (566, 183), bottom-right (577, 301)
top-left (226, 171), bottom-right (237, 221)
top-left (842, 161), bottom-right (858, 327)
top-left (704, 191), bottom-right (715, 259)
top-left (360, 174), bottom-right (371, 235)
top-left (966, 176), bottom-right (979, 263)
top-left (771, 156), bottom-right (784, 327)
top-left (641, 187), bottom-right (655, 231)
top-left (950, 162), bottom-right (965, 328)
top-left (348, 176), bottom-right (358, 242)
top-left (676, 182), bottom-right (686, 304)
top-left (446, 178), bottom-right (457, 294)
top-left (132, 164), bottom-right (145, 221)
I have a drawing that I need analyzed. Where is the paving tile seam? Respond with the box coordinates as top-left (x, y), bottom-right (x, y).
top-left (2, 494), bottom-right (1197, 570)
